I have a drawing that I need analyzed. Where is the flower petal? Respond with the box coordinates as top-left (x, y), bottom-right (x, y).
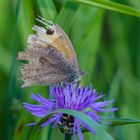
top-left (92, 100), bottom-right (115, 108)
top-left (85, 111), bottom-right (101, 122)
top-left (52, 113), bottom-right (62, 128)
top-left (92, 107), bottom-right (118, 112)
top-left (31, 94), bottom-right (54, 107)
top-left (26, 122), bottom-right (37, 126)
top-left (76, 120), bottom-right (83, 140)
top-left (23, 103), bottom-right (51, 117)
top-left (73, 118), bottom-right (77, 140)
top-left (82, 121), bottom-right (96, 135)
top-left (41, 114), bottom-right (60, 128)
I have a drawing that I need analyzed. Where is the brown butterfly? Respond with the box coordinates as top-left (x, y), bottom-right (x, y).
top-left (17, 16), bottom-right (85, 87)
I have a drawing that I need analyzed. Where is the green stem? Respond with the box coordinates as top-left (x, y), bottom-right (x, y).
top-left (64, 134), bottom-right (71, 140)
top-left (47, 124), bottom-right (52, 140)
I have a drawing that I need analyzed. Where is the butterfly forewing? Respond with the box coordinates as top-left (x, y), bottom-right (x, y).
top-left (32, 23), bottom-right (79, 69)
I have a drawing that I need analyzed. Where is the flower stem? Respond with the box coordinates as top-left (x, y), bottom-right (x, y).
top-left (64, 134), bottom-right (71, 140)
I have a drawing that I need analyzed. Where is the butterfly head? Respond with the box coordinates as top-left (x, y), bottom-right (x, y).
top-left (67, 70), bottom-right (86, 84)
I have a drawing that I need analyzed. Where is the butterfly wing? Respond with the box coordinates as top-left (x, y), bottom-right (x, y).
top-left (32, 19), bottom-right (79, 70)
top-left (18, 45), bottom-right (78, 87)
top-left (17, 18), bottom-right (82, 87)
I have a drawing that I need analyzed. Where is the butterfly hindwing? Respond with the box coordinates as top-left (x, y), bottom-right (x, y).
top-left (18, 45), bottom-right (78, 87)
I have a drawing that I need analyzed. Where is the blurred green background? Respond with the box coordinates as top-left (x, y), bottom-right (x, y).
top-left (0, 0), bottom-right (140, 140)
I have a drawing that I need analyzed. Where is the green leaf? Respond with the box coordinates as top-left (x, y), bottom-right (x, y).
top-left (75, 0), bottom-right (140, 17)
top-left (108, 118), bottom-right (140, 127)
top-left (57, 109), bottom-right (113, 140)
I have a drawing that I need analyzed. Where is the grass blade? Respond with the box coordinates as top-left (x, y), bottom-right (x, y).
top-left (75, 0), bottom-right (140, 17)
top-left (108, 118), bottom-right (140, 126)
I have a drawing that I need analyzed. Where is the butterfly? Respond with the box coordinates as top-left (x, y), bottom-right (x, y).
top-left (17, 16), bottom-right (85, 87)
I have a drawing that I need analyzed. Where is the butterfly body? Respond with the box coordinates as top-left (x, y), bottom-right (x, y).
top-left (18, 17), bottom-right (84, 87)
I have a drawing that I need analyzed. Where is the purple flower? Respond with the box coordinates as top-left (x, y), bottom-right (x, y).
top-left (23, 83), bottom-right (118, 140)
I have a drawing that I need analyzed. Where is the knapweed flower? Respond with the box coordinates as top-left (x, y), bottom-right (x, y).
top-left (23, 83), bottom-right (118, 140)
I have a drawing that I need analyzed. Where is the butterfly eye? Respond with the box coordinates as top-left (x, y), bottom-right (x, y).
top-left (46, 29), bottom-right (54, 35)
